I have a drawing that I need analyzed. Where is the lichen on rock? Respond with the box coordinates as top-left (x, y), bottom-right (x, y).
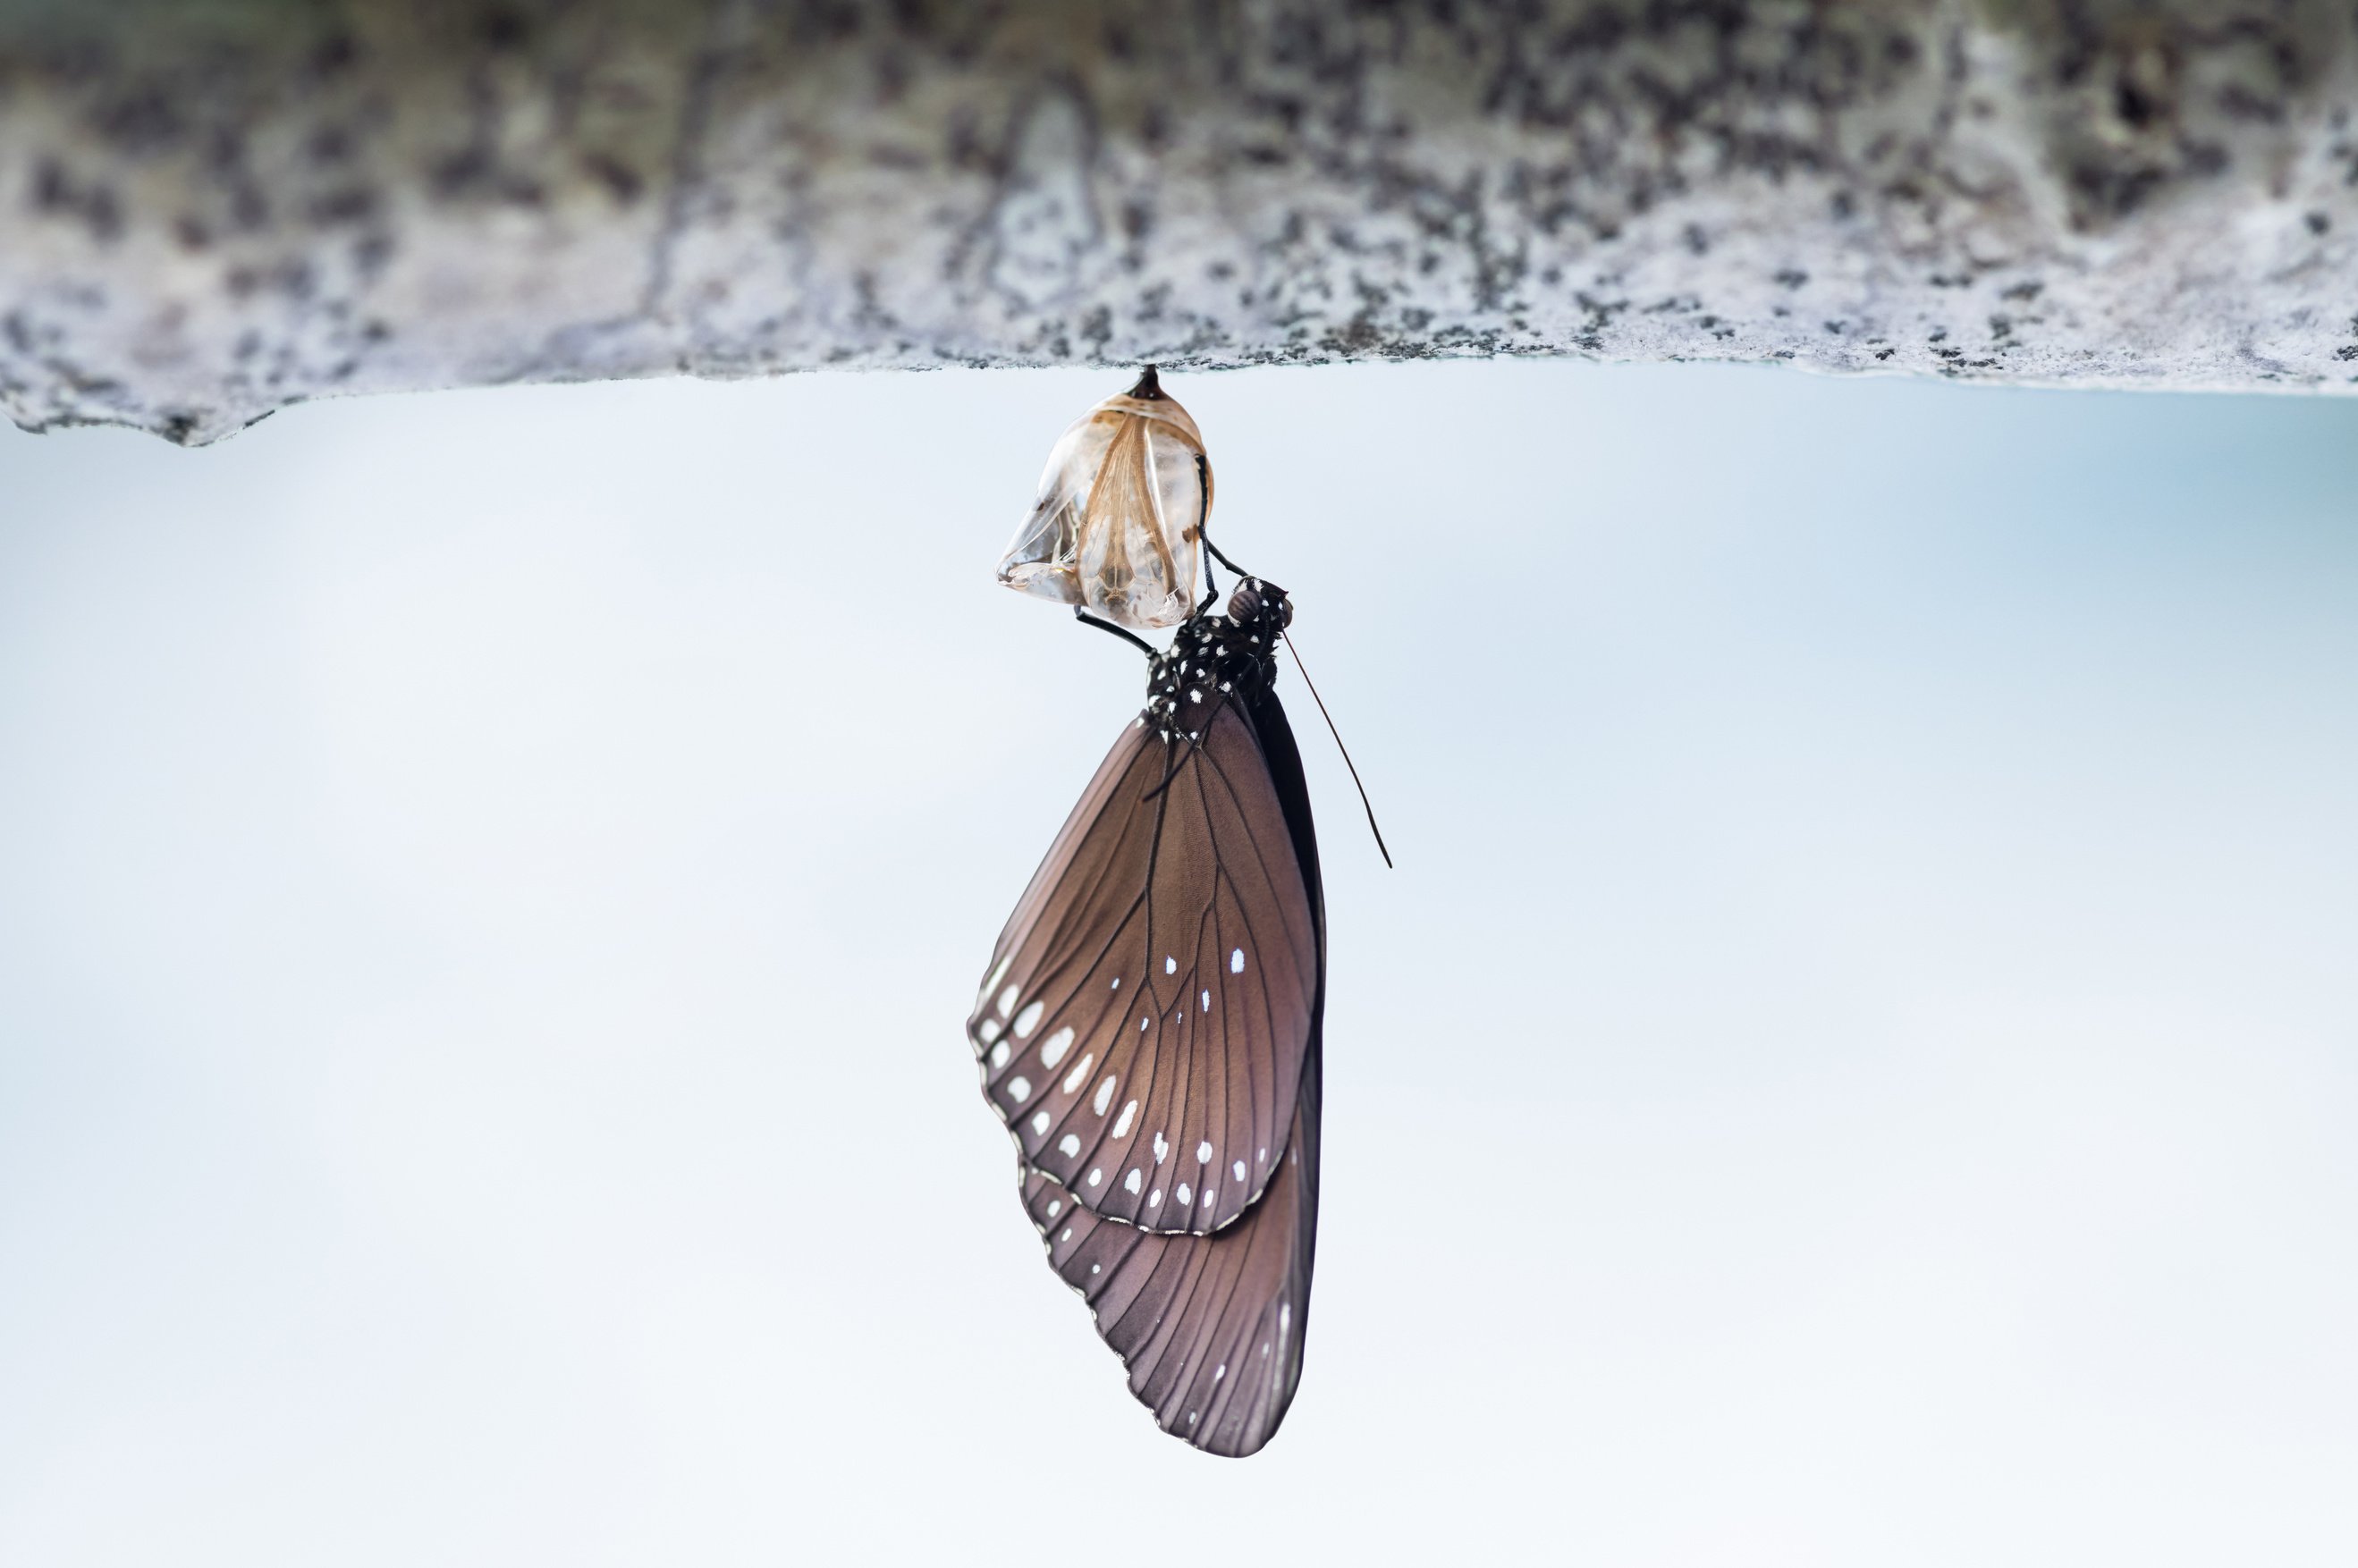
top-left (4, 0), bottom-right (2355, 443)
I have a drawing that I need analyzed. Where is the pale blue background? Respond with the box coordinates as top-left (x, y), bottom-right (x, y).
top-left (4, 362), bottom-right (2355, 1564)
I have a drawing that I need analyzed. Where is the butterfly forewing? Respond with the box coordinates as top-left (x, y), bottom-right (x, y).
top-left (969, 696), bottom-right (1317, 1236)
top-left (1019, 1045), bottom-right (1321, 1457)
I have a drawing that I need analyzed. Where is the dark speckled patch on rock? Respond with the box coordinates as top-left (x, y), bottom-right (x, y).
top-left (2, 0), bottom-right (2356, 443)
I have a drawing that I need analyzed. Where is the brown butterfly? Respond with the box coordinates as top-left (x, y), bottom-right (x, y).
top-left (969, 575), bottom-right (1325, 1456)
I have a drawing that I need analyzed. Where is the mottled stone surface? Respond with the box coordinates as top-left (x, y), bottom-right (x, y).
top-left (4, 0), bottom-right (2357, 443)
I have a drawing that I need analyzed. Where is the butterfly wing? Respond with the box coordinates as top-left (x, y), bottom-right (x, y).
top-left (969, 693), bottom-right (1320, 1236)
top-left (1020, 1040), bottom-right (1321, 1457)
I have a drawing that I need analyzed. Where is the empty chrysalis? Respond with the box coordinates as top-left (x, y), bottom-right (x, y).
top-left (996, 367), bottom-right (1212, 631)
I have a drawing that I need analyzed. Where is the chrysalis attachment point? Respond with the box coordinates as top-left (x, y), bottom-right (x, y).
top-left (997, 367), bottom-right (1213, 632)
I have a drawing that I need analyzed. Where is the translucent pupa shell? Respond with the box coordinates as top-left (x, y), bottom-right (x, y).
top-left (997, 367), bottom-right (1212, 631)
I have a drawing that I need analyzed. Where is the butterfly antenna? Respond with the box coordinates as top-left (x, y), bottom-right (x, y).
top-left (1074, 608), bottom-right (1156, 658)
top-left (1280, 628), bottom-right (1393, 869)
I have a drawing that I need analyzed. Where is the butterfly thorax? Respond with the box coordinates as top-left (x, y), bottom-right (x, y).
top-left (1142, 578), bottom-right (1291, 742)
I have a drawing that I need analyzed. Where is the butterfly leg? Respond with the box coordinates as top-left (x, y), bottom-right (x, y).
top-left (1199, 526), bottom-right (1248, 578)
top-left (1074, 607), bottom-right (1158, 658)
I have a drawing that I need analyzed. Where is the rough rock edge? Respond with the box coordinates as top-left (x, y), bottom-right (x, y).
top-left (4, 0), bottom-right (2355, 445)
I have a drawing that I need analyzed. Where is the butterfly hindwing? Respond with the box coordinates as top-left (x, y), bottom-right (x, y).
top-left (1019, 1041), bottom-right (1321, 1457)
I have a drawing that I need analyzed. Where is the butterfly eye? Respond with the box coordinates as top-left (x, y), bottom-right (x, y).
top-left (1226, 577), bottom-right (1293, 629)
top-left (995, 367), bottom-right (1211, 632)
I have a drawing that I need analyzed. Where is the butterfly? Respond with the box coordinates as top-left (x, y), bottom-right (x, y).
top-left (968, 572), bottom-right (1326, 1456)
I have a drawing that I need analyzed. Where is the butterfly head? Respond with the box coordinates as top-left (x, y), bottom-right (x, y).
top-left (1225, 577), bottom-right (1293, 634)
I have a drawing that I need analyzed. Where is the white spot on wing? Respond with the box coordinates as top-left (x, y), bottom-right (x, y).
top-left (996, 984), bottom-right (1018, 1018)
top-left (1030, 1110), bottom-right (1052, 1135)
top-left (976, 1016), bottom-right (1002, 1045)
top-left (1232, 1159), bottom-right (1247, 1181)
top-left (1153, 1132), bottom-right (1169, 1164)
top-left (981, 956), bottom-right (1012, 1002)
top-left (1012, 999), bottom-right (1045, 1039)
top-left (1176, 1183), bottom-right (1192, 1204)
top-left (1058, 1134), bottom-right (1081, 1158)
top-left (1164, 955), bottom-right (1177, 974)
top-left (1046, 1200), bottom-right (1061, 1218)
top-left (1061, 1052), bottom-right (1094, 1094)
top-left (1200, 990), bottom-right (1210, 1012)
top-left (1196, 1141), bottom-right (1213, 1164)
top-left (1006, 1076), bottom-right (1031, 1100)
top-left (1149, 1188), bottom-right (1162, 1206)
top-left (1038, 1025), bottom-right (1075, 1069)
top-left (1086, 1168), bottom-right (1102, 1187)
top-left (1092, 1076), bottom-right (1117, 1115)
top-left (1124, 1168), bottom-right (1142, 1194)
top-left (1112, 1100), bottom-right (1138, 1137)
top-left (988, 1041), bottom-right (1010, 1069)
top-left (1230, 948), bottom-right (1245, 974)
